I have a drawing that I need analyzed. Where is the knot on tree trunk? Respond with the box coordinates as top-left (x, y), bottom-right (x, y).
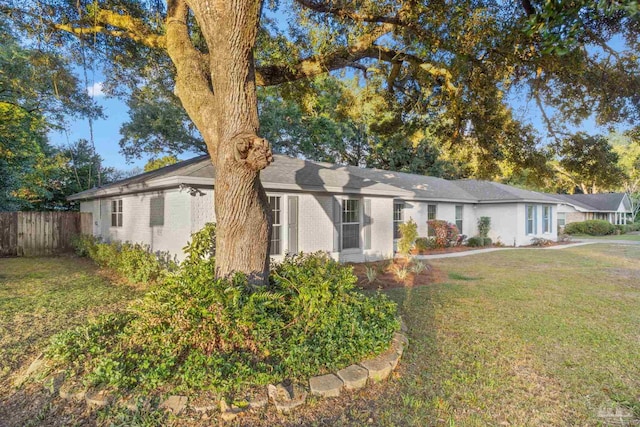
top-left (233, 133), bottom-right (274, 171)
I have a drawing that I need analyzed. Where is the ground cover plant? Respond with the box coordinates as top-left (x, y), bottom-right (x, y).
top-left (46, 226), bottom-right (399, 398)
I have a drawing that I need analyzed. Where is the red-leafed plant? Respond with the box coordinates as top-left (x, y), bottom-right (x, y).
top-left (427, 220), bottom-right (459, 248)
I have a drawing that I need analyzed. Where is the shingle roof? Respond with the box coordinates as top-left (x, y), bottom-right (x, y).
top-left (453, 180), bottom-right (559, 204)
top-left (67, 154), bottom-right (563, 205)
top-left (342, 167), bottom-right (478, 202)
top-left (68, 155), bottom-right (410, 200)
top-left (551, 193), bottom-right (629, 212)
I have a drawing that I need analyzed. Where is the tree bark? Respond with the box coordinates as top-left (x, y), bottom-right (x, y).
top-left (167, 0), bottom-right (273, 284)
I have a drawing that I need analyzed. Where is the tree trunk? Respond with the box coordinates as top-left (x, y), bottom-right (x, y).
top-left (167, 0), bottom-right (272, 284)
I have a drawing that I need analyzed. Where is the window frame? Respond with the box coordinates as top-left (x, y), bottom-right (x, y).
top-left (427, 204), bottom-right (437, 237)
top-left (526, 204), bottom-right (536, 235)
top-left (557, 212), bottom-right (566, 229)
top-left (455, 205), bottom-right (463, 234)
top-left (149, 196), bottom-right (165, 227)
top-left (111, 199), bottom-right (123, 228)
top-left (393, 202), bottom-right (404, 239)
top-left (341, 198), bottom-right (361, 250)
top-left (542, 205), bottom-right (552, 233)
top-left (268, 195), bottom-right (282, 255)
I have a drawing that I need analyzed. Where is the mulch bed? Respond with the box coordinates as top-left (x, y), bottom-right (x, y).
top-left (350, 259), bottom-right (446, 290)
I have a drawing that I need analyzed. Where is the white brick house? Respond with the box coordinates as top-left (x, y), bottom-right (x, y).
top-left (69, 155), bottom-right (560, 262)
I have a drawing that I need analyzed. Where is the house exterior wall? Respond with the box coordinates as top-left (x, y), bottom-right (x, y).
top-left (80, 189), bottom-right (193, 261)
top-left (81, 188), bottom-right (395, 264)
top-left (401, 201), bottom-right (474, 237)
top-left (475, 203), bottom-right (557, 246)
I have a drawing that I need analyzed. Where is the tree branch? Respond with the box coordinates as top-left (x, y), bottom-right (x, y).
top-left (256, 26), bottom-right (456, 93)
top-left (166, 0), bottom-right (218, 154)
top-left (1, 5), bottom-right (165, 49)
top-left (294, 0), bottom-right (402, 25)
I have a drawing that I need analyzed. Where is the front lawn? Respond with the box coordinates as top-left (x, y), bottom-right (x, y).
top-left (0, 256), bottom-right (143, 425)
top-left (573, 234), bottom-right (640, 241)
top-left (1, 245), bottom-right (639, 426)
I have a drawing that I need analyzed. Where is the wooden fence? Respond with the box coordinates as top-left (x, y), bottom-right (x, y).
top-left (0, 212), bottom-right (92, 257)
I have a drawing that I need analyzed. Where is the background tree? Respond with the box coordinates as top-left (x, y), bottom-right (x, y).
top-left (3, 0), bottom-right (638, 282)
top-left (554, 133), bottom-right (626, 194)
top-left (144, 154), bottom-right (179, 172)
top-left (0, 18), bottom-right (100, 211)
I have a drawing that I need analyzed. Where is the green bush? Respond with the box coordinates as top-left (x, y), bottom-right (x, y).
top-left (49, 229), bottom-right (399, 396)
top-left (398, 218), bottom-right (418, 256)
top-left (72, 235), bottom-right (177, 284)
top-left (478, 216), bottom-right (491, 238)
top-left (414, 237), bottom-right (438, 251)
top-left (616, 223), bottom-right (640, 234)
top-left (466, 236), bottom-right (492, 247)
top-left (564, 220), bottom-right (616, 236)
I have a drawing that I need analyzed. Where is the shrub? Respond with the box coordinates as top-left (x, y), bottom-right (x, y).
top-left (531, 237), bottom-right (554, 246)
top-left (478, 216), bottom-right (491, 238)
top-left (564, 220), bottom-right (616, 236)
top-left (426, 220), bottom-right (459, 248)
top-left (398, 218), bottom-right (418, 256)
top-left (410, 260), bottom-right (428, 274)
top-left (47, 244), bottom-right (398, 395)
top-left (466, 236), bottom-right (492, 247)
top-left (72, 235), bottom-right (177, 284)
top-left (364, 265), bottom-right (378, 283)
top-left (558, 232), bottom-right (572, 243)
top-left (414, 237), bottom-right (438, 252)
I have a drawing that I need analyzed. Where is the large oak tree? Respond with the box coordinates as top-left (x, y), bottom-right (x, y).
top-left (3, 0), bottom-right (638, 283)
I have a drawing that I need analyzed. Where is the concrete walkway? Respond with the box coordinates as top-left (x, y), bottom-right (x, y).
top-left (411, 239), bottom-right (638, 260)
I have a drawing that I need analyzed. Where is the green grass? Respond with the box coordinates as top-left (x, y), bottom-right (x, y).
top-left (572, 234), bottom-right (640, 241)
top-left (375, 244), bottom-right (640, 426)
top-left (0, 256), bottom-right (142, 381)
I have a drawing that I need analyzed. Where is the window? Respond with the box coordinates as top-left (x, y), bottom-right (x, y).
top-left (149, 196), bottom-right (164, 226)
top-left (557, 212), bottom-right (566, 229)
top-left (455, 205), bottom-right (463, 234)
top-left (427, 204), bottom-right (437, 237)
top-left (342, 199), bottom-right (360, 249)
top-left (269, 196), bottom-right (281, 255)
top-left (526, 205), bottom-right (536, 235)
top-left (393, 202), bottom-right (404, 239)
top-left (542, 205), bottom-right (552, 233)
top-left (111, 200), bottom-right (123, 227)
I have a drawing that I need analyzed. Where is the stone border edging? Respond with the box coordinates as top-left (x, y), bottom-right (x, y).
top-left (23, 322), bottom-right (408, 422)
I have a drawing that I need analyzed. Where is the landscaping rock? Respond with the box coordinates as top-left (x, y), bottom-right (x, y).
top-left (267, 383), bottom-right (307, 413)
top-left (309, 373), bottom-right (343, 398)
top-left (382, 347), bottom-right (402, 370)
top-left (336, 364), bottom-right (368, 390)
top-left (219, 399), bottom-right (245, 421)
top-left (399, 316), bottom-right (408, 333)
top-left (360, 355), bottom-right (393, 382)
top-left (191, 400), bottom-right (218, 413)
top-left (159, 395), bottom-right (188, 414)
top-left (245, 388), bottom-right (268, 409)
top-left (59, 382), bottom-right (86, 401)
top-left (393, 332), bottom-right (409, 354)
top-left (85, 389), bottom-right (112, 408)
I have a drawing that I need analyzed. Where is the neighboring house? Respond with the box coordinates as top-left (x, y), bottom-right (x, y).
top-left (552, 193), bottom-right (632, 229)
top-left (68, 155), bottom-right (560, 262)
